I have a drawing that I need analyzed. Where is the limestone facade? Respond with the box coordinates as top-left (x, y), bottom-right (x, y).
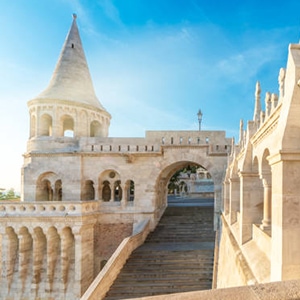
top-left (218, 43), bottom-right (300, 287)
top-left (0, 15), bottom-right (232, 299)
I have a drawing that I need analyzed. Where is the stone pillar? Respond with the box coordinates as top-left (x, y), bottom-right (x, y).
top-left (121, 182), bottom-right (128, 207)
top-left (60, 228), bottom-right (75, 297)
top-left (269, 154), bottom-right (300, 281)
top-left (260, 178), bottom-right (272, 230)
top-left (239, 172), bottom-right (263, 244)
top-left (1, 228), bottom-right (18, 298)
top-left (229, 177), bottom-right (240, 224)
top-left (223, 179), bottom-right (230, 215)
top-left (73, 224), bottom-right (95, 297)
top-left (45, 228), bottom-right (61, 297)
top-left (110, 187), bottom-right (115, 202)
top-left (94, 182), bottom-right (99, 200)
top-left (31, 228), bottom-right (47, 299)
top-left (18, 228), bottom-right (33, 297)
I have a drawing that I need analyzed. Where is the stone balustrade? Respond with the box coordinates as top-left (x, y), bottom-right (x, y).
top-left (0, 201), bottom-right (100, 217)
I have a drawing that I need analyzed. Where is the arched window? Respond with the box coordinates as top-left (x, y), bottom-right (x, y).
top-left (61, 115), bottom-right (74, 137)
top-left (36, 179), bottom-right (53, 201)
top-left (102, 181), bottom-right (111, 201)
top-left (81, 180), bottom-right (95, 201)
top-left (36, 172), bottom-right (62, 201)
top-left (40, 114), bottom-right (52, 136)
top-left (54, 179), bottom-right (62, 201)
top-left (90, 120), bottom-right (102, 137)
top-left (127, 180), bottom-right (134, 201)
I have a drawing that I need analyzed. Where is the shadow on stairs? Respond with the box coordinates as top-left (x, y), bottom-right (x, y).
top-left (104, 198), bottom-right (215, 300)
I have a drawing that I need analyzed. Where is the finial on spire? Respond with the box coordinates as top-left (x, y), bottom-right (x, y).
top-left (255, 81), bottom-right (261, 97)
top-left (73, 13), bottom-right (77, 19)
top-left (253, 81), bottom-right (262, 124)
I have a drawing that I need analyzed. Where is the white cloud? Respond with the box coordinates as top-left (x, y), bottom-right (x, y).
top-left (97, 0), bottom-right (123, 27)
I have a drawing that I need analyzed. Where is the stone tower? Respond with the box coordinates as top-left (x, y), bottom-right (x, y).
top-left (27, 13), bottom-right (111, 142)
top-left (22, 14), bottom-right (111, 202)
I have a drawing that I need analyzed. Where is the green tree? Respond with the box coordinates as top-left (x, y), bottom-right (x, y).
top-left (0, 188), bottom-right (20, 200)
top-left (0, 188), bottom-right (5, 200)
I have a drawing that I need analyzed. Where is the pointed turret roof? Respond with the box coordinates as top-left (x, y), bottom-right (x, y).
top-left (36, 14), bottom-right (105, 110)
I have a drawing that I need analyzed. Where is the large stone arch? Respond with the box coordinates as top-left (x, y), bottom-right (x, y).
top-left (148, 149), bottom-right (228, 228)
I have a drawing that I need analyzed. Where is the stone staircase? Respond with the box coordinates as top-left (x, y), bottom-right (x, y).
top-left (104, 201), bottom-right (215, 299)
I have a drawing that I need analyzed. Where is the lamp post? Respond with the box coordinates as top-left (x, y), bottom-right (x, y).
top-left (197, 109), bottom-right (203, 131)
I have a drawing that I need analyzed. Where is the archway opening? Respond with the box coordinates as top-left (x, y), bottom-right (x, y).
top-left (40, 114), bottom-right (52, 136)
top-left (155, 161), bottom-right (215, 211)
top-left (166, 163), bottom-right (214, 206)
top-left (61, 115), bottom-right (74, 137)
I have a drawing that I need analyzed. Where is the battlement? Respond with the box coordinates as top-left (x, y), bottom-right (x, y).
top-left (26, 130), bottom-right (232, 157)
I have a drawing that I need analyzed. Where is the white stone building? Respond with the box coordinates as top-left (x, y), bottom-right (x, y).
top-left (0, 15), bottom-right (231, 299)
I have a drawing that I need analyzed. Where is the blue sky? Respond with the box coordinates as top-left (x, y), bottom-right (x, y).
top-left (1, 0), bottom-right (300, 191)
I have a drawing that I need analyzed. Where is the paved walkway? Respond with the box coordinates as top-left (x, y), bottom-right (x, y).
top-left (167, 195), bottom-right (214, 207)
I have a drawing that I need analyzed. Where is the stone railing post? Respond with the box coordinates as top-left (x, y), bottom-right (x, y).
top-left (260, 178), bottom-right (272, 230)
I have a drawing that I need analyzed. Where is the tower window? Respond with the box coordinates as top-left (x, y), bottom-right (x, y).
top-left (71, 43), bottom-right (74, 48)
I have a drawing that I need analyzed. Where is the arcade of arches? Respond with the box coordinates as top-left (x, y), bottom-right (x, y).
top-left (35, 170), bottom-right (135, 203)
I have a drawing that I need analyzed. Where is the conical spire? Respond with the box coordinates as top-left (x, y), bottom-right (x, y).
top-left (36, 14), bottom-right (105, 110)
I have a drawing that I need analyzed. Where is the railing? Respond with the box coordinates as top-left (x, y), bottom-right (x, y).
top-left (0, 201), bottom-right (99, 217)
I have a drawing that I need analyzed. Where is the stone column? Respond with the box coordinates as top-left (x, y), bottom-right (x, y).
top-left (121, 182), bottom-right (128, 207)
top-left (269, 154), bottom-right (300, 281)
top-left (1, 228), bottom-right (18, 298)
top-left (93, 182), bottom-right (99, 200)
top-left (229, 177), bottom-right (240, 224)
top-left (73, 224), bottom-right (95, 297)
top-left (18, 228), bottom-right (33, 297)
top-left (60, 228), bottom-right (75, 297)
top-left (223, 179), bottom-right (230, 215)
top-left (260, 178), bottom-right (272, 230)
top-left (239, 172), bottom-right (263, 244)
top-left (110, 180), bottom-right (115, 202)
top-left (45, 228), bottom-right (61, 296)
top-left (31, 227), bottom-right (47, 299)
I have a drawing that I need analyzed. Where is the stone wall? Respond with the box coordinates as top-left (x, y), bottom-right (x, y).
top-left (94, 223), bottom-right (133, 275)
top-left (216, 215), bottom-right (257, 288)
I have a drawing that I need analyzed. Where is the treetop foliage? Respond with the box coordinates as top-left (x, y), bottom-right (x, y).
top-left (0, 188), bottom-right (20, 200)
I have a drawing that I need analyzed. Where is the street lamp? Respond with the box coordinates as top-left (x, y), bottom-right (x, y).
top-left (197, 109), bottom-right (203, 131)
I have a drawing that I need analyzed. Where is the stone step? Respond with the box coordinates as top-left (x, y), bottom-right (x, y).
top-left (113, 276), bottom-right (213, 283)
top-left (121, 265), bottom-right (213, 272)
top-left (130, 255), bottom-right (213, 260)
top-left (106, 283), bottom-right (212, 293)
top-left (120, 270), bottom-right (213, 276)
top-left (123, 256), bottom-right (213, 262)
top-left (105, 285), bottom-right (212, 299)
top-left (104, 203), bottom-right (215, 300)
